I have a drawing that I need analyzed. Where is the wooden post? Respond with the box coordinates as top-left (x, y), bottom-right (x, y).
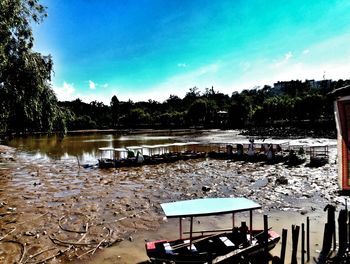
top-left (301, 223), bottom-right (305, 264)
top-left (189, 216), bottom-right (193, 249)
top-left (291, 225), bottom-right (300, 264)
top-left (348, 211), bottom-right (350, 251)
top-left (337, 209), bottom-right (348, 259)
top-left (280, 229), bottom-right (287, 264)
top-left (306, 217), bottom-right (310, 262)
top-left (264, 215), bottom-right (269, 264)
top-left (316, 223), bottom-right (332, 264)
top-left (324, 204), bottom-right (336, 251)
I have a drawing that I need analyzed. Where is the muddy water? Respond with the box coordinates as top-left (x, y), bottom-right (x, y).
top-left (0, 130), bottom-right (344, 263)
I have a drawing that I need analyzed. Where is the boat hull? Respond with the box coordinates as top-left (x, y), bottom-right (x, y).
top-left (146, 230), bottom-right (280, 263)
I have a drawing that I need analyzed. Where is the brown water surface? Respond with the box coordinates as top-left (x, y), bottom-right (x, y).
top-left (0, 130), bottom-right (342, 263)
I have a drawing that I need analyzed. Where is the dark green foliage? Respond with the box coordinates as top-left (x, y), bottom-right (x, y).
top-left (187, 98), bottom-right (208, 126)
top-left (59, 80), bottom-right (342, 131)
top-left (0, 0), bottom-right (67, 135)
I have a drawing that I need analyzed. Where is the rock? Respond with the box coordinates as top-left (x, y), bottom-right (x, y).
top-left (275, 176), bottom-right (288, 185)
top-left (300, 209), bottom-right (308, 215)
top-left (202, 186), bottom-right (211, 192)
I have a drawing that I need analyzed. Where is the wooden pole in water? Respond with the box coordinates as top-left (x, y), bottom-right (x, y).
top-left (307, 217), bottom-right (310, 262)
top-left (291, 225), bottom-right (300, 264)
top-left (301, 223), bottom-right (305, 264)
top-left (348, 211), bottom-right (350, 251)
top-left (264, 215), bottom-right (269, 264)
top-left (280, 229), bottom-right (288, 264)
top-left (337, 209), bottom-right (348, 259)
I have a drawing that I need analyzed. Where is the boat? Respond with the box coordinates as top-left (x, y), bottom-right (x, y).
top-left (98, 147), bottom-right (144, 168)
top-left (145, 197), bottom-right (280, 263)
top-left (307, 143), bottom-right (329, 167)
top-left (98, 147), bottom-right (119, 168)
top-left (286, 144), bottom-right (306, 166)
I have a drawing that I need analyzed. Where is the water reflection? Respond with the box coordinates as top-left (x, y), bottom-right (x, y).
top-left (5, 131), bottom-right (179, 163)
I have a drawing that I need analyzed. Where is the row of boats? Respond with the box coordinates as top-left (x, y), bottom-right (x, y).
top-left (98, 140), bottom-right (330, 168)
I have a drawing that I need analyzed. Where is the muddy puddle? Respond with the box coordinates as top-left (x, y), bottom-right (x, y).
top-left (0, 131), bottom-right (345, 263)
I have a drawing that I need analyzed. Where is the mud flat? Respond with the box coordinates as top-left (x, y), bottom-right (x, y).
top-left (0, 137), bottom-right (345, 263)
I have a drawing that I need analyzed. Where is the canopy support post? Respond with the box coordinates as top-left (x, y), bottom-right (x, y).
top-left (190, 216), bottom-right (193, 250)
top-left (250, 210), bottom-right (253, 244)
top-left (232, 213), bottom-right (235, 229)
top-left (179, 217), bottom-right (183, 239)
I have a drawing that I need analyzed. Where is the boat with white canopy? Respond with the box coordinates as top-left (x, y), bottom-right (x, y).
top-left (145, 197), bottom-right (280, 263)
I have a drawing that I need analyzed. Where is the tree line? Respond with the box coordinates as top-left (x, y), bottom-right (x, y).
top-left (58, 80), bottom-right (345, 132)
top-left (0, 0), bottom-right (346, 137)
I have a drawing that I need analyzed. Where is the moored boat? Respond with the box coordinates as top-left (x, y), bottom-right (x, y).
top-left (307, 143), bottom-right (329, 167)
top-left (145, 197), bottom-right (280, 263)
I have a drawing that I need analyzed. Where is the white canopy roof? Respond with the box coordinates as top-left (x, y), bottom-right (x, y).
top-left (161, 197), bottom-right (261, 218)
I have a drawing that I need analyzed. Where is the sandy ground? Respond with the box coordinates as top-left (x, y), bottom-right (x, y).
top-left (0, 138), bottom-right (345, 264)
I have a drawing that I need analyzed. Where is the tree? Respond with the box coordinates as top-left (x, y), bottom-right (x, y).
top-left (0, 0), bottom-right (65, 135)
top-left (187, 98), bottom-right (207, 126)
top-left (110, 95), bottom-right (120, 128)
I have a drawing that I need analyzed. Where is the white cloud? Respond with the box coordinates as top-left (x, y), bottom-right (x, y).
top-left (302, 49), bottom-right (310, 55)
top-left (89, 80), bottom-right (96, 89)
top-left (272, 51), bottom-right (293, 68)
top-left (177, 63), bottom-right (187, 68)
top-left (53, 82), bottom-right (76, 101)
top-left (284, 52), bottom-right (292, 61)
top-left (102, 83), bottom-right (109, 88)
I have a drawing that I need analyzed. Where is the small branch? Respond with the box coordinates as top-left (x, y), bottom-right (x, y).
top-left (0, 212), bottom-right (17, 217)
top-left (58, 215), bottom-right (88, 234)
top-left (0, 239), bottom-right (26, 264)
top-left (77, 227), bottom-right (112, 259)
top-left (41, 229), bottom-right (89, 263)
top-left (0, 227), bottom-right (16, 241)
top-left (49, 223), bottom-right (94, 247)
top-left (23, 247), bottom-right (56, 264)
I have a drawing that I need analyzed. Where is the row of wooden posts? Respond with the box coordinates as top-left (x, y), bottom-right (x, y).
top-left (261, 204), bottom-right (349, 264)
top-left (261, 215), bottom-right (310, 264)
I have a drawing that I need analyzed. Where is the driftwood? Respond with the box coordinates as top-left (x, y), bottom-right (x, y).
top-left (0, 211), bottom-right (17, 217)
top-left (0, 227), bottom-right (16, 241)
top-left (23, 247), bottom-right (57, 264)
top-left (58, 215), bottom-right (89, 234)
top-left (49, 223), bottom-right (96, 247)
top-left (77, 227), bottom-right (112, 259)
top-left (0, 239), bottom-right (26, 264)
top-left (41, 228), bottom-right (90, 263)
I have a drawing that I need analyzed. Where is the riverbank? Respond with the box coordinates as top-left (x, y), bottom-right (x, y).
top-left (0, 133), bottom-right (344, 263)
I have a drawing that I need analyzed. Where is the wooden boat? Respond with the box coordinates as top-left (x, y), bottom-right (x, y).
top-left (307, 144), bottom-right (329, 167)
top-left (98, 147), bottom-right (144, 168)
top-left (145, 198), bottom-right (280, 263)
top-left (98, 147), bottom-right (118, 168)
top-left (286, 144), bottom-right (306, 166)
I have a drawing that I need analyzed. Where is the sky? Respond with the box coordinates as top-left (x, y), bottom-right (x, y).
top-left (32, 0), bottom-right (350, 104)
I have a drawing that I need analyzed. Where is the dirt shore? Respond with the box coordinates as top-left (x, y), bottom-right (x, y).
top-left (0, 139), bottom-right (344, 263)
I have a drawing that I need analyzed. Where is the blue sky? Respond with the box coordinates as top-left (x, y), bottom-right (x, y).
top-left (33, 0), bottom-right (350, 104)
